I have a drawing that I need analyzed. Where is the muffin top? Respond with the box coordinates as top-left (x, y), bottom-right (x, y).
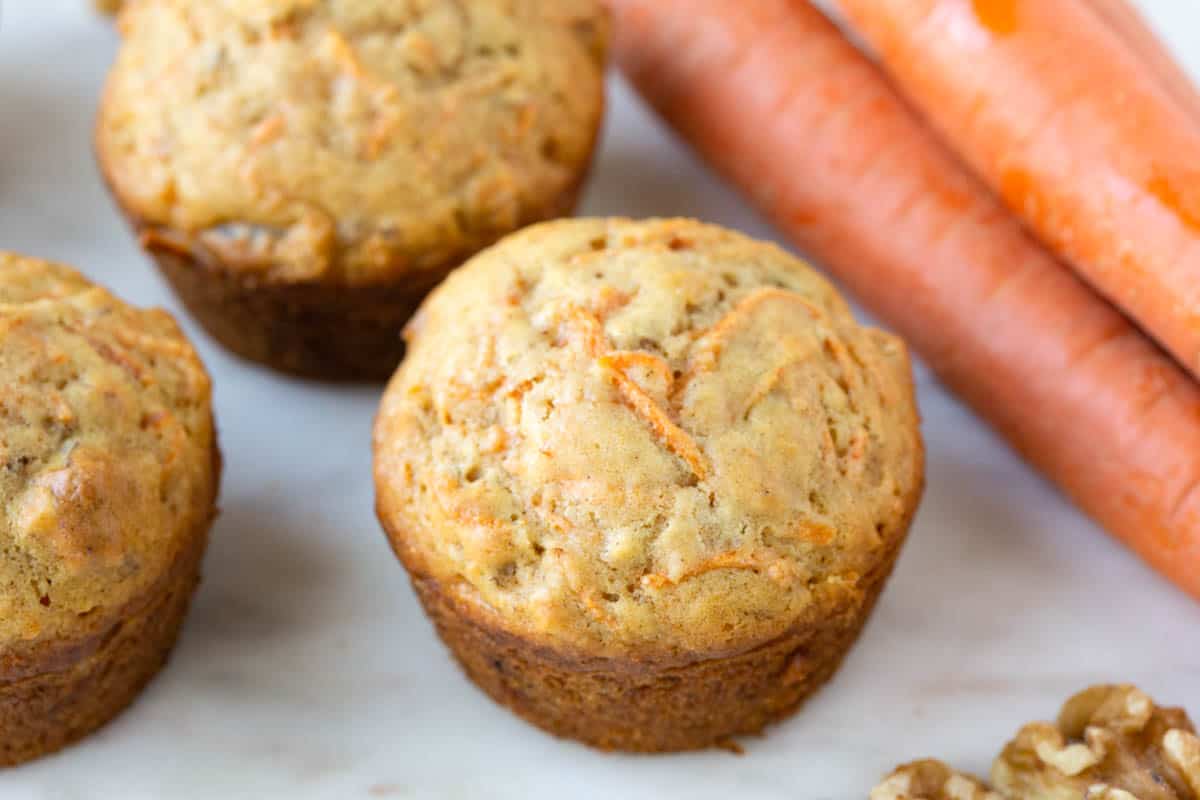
top-left (96, 0), bottom-right (608, 287)
top-left (374, 219), bottom-right (923, 658)
top-left (0, 255), bottom-right (217, 648)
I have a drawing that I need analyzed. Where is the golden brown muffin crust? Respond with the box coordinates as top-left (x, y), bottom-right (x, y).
top-left (374, 218), bottom-right (923, 659)
top-left (96, 0), bottom-right (609, 287)
top-left (408, 514), bottom-right (911, 751)
top-left (0, 254), bottom-right (217, 649)
top-left (0, 530), bottom-right (206, 766)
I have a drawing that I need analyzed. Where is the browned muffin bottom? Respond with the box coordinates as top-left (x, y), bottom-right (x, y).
top-left (117, 136), bottom-right (597, 382)
top-left (405, 511), bottom-right (912, 752)
top-left (134, 179), bottom-right (586, 380)
top-left (0, 527), bottom-right (208, 767)
top-left (145, 244), bottom-right (441, 380)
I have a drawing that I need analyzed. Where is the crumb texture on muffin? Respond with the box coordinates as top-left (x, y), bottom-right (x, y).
top-left (375, 218), bottom-right (923, 658)
top-left (97, 0), bottom-right (608, 286)
top-left (0, 254), bottom-right (216, 648)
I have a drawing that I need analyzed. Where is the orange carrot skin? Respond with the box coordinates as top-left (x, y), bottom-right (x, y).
top-left (608, 0), bottom-right (1200, 598)
top-left (1087, 0), bottom-right (1200, 127)
top-left (835, 0), bottom-right (1200, 379)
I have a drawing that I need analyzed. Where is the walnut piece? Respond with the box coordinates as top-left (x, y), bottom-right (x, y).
top-left (872, 760), bottom-right (1002, 800)
top-left (991, 685), bottom-right (1200, 800)
top-left (1086, 788), bottom-right (1142, 800)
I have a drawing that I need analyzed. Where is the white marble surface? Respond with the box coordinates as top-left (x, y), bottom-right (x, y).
top-left (2, 1), bottom-right (1199, 797)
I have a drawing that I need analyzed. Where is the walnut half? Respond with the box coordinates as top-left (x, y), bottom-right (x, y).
top-left (871, 760), bottom-right (1003, 800)
top-left (991, 685), bottom-right (1200, 800)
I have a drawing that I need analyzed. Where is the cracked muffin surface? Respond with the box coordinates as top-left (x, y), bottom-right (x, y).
top-left (96, 0), bottom-right (608, 287)
top-left (374, 218), bottom-right (923, 659)
top-left (0, 253), bottom-right (218, 765)
top-left (0, 255), bottom-right (216, 645)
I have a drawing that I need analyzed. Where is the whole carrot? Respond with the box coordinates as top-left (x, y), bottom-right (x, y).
top-left (835, 0), bottom-right (1200, 379)
top-left (607, 0), bottom-right (1200, 598)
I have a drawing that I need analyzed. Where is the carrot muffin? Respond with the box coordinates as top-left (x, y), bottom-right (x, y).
top-left (373, 218), bottom-right (924, 751)
top-left (0, 255), bottom-right (219, 766)
top-left (95, 0), bottom-right (609, 380)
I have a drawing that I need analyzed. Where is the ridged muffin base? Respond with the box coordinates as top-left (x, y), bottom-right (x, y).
top-left (402, 506), bottom-right (913, 753)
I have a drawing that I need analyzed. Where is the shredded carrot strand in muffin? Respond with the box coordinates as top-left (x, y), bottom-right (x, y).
top-left (640, 551), bottom-right (768, 589)
top-left (249, 114), bottom-right (287, 147)
top-left (64, 324), bottom-right (148, 384)
top-left (557, 305), bottom-right (609, 357)
top-left (787, 520), bottom-right (836, 546)
top-left (706, 288), bottom-right (823, 343)
top-left (596, 351), bottom-right (674, 392)
top-left (319, 30), bottom-right (403, 159)
top-left (605, 366), bottom-right (710, 481)
top-left (556, 302), bottom-right (710, 481)
top-left (323, 30), bottom-right (368, 79)
top-left (590, 286), bottom-right (633, 320)
top-left (673, 289), bottom-right (826, 413)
